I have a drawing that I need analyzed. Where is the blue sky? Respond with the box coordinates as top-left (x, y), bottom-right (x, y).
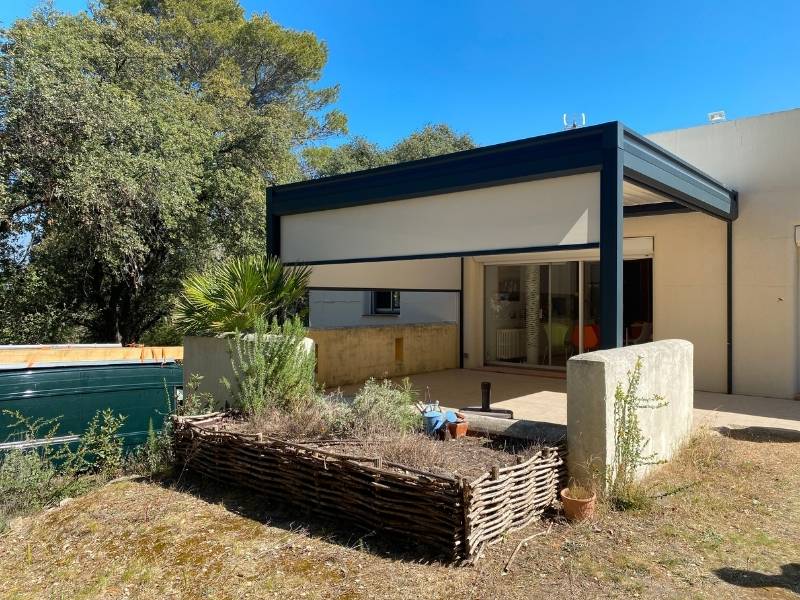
top-left (2, 1), bottom-right (800, 147)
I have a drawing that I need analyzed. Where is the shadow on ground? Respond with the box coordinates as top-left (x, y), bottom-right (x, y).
top-left (157, 471), bottom-right (455, 564)
top-left (714, 564), bottom-right (800, 593)
top-left (716, 426), bottom-right (800, 443)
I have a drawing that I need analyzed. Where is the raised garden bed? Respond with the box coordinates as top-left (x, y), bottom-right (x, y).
top-left (173, 413), bottom-right (567, 562)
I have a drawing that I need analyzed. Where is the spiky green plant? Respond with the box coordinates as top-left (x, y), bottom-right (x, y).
top-left (222, 316), bottom-right (317, 415)
top-left (173, 255), bottom-right (311, 336)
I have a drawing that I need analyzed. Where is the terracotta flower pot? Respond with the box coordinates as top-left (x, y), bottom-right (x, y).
top-left (447, 420), bottom-right (468, 439)
top-left (560, 488), bottom-right (597, 522)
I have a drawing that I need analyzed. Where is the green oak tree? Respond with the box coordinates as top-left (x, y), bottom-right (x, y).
top-left (302, 123), bottom-right (476, 178)
top-left (0, 0), bottom-right (344, 343)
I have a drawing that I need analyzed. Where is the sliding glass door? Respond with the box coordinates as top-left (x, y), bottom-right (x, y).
top-left (484, 262), bottom-right (578, 368)
top-left (484, 258), bottom-right (652, 370)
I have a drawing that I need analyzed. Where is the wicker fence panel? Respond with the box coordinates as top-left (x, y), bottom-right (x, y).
top-left (173, 414), bottom-right (566, 563)
top-left (463, 446), bottom-right (566, 557)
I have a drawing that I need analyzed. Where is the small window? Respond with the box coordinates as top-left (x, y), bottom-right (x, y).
top-left (371, 290), bottom-right (400, 315)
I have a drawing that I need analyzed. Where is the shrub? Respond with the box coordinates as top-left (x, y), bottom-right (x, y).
top-left (239, 379), bottom-right (421, 441)
top-left (173, 255), bottom-right (311, 336)
top-left (80, 409), bottom-right (127, 476)
top-left (223, 316), bottom-right (317, 415)
top-left (608, 358), bottom-right (668, 510)
top-left (179, 373), bottom-right (217, 416)
top-left (330, 378), bottom-right (420, 437)
top-left (0, 449), bottom-right (91, 530)
top-left (127, 417), bottom-right (173, 476)
top-left (0, 408), bottom-right (126, 529)
top-left (139, 318), bottom-right (183, 346)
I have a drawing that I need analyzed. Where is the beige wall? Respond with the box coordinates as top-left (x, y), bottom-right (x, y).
top-left (281, 173), bottom-right (600, 263)
top-left (461, 223), bottom-right (725, 392)
top-left (567, 340), bottom-right (694, 485)
top-left (649, 110), bottom-right (800, 399)
top-left (624, 213), bottom-right (727, 392)
top-left (309, 323), bottom-right (459, 387)
top-left (184, 325), bottom-right (458, 403)
top-left (462, 257), bottom-right (484, 370)
top-left (182, 336), bottom-right (235, 408)
top-left (309, 257), bottom-right (460, 290)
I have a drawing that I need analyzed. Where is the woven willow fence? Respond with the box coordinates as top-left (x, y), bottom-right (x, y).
top-left (173, 414), bottom-right (566, 562)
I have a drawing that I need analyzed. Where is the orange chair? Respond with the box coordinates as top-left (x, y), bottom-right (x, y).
top-left (570, 324), bottom-right (600, 353)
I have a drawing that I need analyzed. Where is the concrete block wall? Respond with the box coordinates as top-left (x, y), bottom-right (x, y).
top-left (183, 322), bottom-right (459, 405)
top-left (182, 335), bottom-right (314, 409)
top-left (309, 322), bottom-right (459, 387)
top-left (566, 340), bottom-right (694, 486)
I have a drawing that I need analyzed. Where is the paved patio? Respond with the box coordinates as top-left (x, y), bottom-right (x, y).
top-left (348, 368), bottom-right (800, 434)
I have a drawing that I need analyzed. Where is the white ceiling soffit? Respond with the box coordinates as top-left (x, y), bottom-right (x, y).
top-left (623, 180), bottom-right (672, 206)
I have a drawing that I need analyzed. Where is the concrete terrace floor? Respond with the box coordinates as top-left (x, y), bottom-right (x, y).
top-left (342, 368), bottom-right (800, 434)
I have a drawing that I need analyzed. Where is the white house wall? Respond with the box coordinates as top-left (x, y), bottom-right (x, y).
top-left (281, 172), bottom-right (601, 263)
top-left (308, 257), bottom-right (461, 290)
top-left (308, 290), bottom-right (459, 328)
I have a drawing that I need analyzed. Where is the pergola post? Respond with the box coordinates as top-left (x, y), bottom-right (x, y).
top-left (599, 126), bottom-right (623, 349)
top-left (266, 187), bottom-right (280, 258)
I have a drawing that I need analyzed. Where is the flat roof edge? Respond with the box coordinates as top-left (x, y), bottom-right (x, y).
top-left (270, 121), bottom-right (737, 221)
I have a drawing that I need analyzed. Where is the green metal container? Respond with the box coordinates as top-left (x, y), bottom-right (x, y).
top-left (0, 361), bottom-right (183, 451)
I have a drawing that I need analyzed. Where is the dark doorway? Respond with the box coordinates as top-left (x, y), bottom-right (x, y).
top-left (623, 258), bottom-right (653, 345)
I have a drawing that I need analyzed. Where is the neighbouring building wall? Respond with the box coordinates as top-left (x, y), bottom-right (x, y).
top-left (308, 290), bottom-right (459, 328)
top-left (624, 213), bottom-right (727, 393)
top-left (648, 109), bottom-right (800, 399)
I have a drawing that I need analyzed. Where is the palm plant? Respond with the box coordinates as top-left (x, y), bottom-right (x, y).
top-left (173, 255), bottom-right (311, 336)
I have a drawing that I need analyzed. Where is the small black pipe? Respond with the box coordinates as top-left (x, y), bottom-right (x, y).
top-left (481, 381), bottom-right (491, 412)
top-left (459, 257), bottom-right (464, 369)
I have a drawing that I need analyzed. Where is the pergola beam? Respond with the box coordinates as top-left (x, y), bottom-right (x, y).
top-left (622, 127), bottom-right (737, 220)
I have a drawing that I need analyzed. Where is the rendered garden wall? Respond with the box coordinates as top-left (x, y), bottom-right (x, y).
top-left (566, 339), bottom-right (694, 483)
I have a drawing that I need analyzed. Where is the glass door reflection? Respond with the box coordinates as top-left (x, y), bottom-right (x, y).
top-left (484, 262), bottom-right (578, 368)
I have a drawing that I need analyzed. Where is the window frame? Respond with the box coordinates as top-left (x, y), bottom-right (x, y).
top-left (370, 290), bottom-right (401, 315)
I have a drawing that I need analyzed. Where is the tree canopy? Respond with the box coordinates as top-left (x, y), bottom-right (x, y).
top-left (302, 124), bottom-right (476, 178)
top-left (0, 0), bottom-right (475, 344)
top-left (0, 0), bottom-right (344, 343)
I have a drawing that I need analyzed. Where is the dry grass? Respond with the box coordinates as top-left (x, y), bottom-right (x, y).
top-left (1, 428), bottom-right (798, 599)
top-left (213, 409), bottom-right (549, 479)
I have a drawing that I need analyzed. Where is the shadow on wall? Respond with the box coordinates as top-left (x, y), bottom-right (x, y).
top-left (714, 564), bottom-right (800, 594)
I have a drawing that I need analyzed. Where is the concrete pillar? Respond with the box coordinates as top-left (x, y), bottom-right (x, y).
top-left (566, 340), bottom-right (694, 487)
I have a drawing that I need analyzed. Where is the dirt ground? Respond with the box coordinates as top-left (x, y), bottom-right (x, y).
top-left (1, 428), bottom-right (798, 600)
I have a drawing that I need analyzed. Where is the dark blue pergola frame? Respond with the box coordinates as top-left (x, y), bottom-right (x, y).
top-left (269, 121), bottom-right (737, 353)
